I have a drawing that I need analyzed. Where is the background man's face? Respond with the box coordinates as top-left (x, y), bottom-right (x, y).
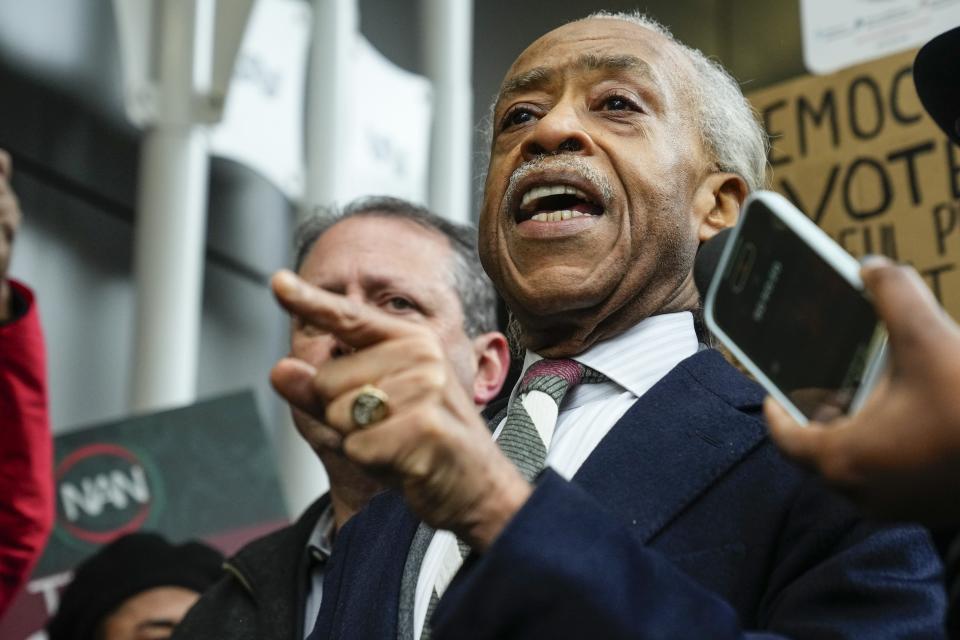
top-left (479, 19), bottom-right (712, 354)
top-left (292, 216), bottom-right (478, 395)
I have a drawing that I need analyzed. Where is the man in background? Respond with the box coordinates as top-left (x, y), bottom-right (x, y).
top-left (173, 197), bottom-right (510, 639)
top-left (0, 148), bottom-right (54, 618)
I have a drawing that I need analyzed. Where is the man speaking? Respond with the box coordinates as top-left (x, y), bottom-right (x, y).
top-left (271, 12), bottom-right (946, 639)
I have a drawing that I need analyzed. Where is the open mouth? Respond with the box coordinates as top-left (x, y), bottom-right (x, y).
top-left (515, 184), bottom-right (605, 223)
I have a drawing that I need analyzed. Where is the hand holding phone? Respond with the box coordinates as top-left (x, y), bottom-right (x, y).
top-left (764, 257), bottom-right (960, 525)
top-left (702, 191), bottom-right (888, 424)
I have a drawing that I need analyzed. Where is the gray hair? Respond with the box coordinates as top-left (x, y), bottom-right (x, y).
top-left (586, 11), bottom-right (768, 191)
top-left (478, 12), bottom-right (769, 193)
top-left (293, 196), bottom-right (498, 337)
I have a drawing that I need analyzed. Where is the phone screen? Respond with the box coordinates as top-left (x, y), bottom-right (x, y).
top-left (711, 200), bottom-right (882, 419)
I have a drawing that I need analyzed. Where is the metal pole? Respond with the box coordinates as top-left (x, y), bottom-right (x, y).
top-left (422, 0), bottom-right (473, 223)
top-left (302, 0), bottom-right (358, 216)
top-left (279, 0), bottom-right (359, 517)
top-left (131, 0), bottom-right (211, 411)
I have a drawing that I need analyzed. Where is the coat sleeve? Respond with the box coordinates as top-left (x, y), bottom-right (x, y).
top-left (0, 280), bottom-right (54, 617)
top-left (433, 469), bottom-right (946, 639)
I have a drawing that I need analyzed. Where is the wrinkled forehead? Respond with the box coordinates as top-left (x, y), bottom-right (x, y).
top-left (307, 215), bottom-right (457, 283)
top-left (497, 18), bottom-right (695, 110)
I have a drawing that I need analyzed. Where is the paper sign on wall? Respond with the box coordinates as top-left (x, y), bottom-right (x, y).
top-left (800, 0), bottom-right (960, 75)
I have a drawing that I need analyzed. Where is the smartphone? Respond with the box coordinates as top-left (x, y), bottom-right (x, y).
top-left (703, 190), bottom-right (888, 425)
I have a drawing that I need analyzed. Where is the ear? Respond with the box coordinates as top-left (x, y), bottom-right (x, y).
top-left (471, 331), bottom-right (512, 406)
top-left (693, 172), bottom-right (748, 243)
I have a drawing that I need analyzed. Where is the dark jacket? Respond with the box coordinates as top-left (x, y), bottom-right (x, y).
top-left (173, 495), bottom-right (331, 640)
top-left (310, 350), bottom-right (947, 639)
top-left (178, 350), bottom-right (948, 639)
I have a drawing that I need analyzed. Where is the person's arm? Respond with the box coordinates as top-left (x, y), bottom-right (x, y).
top-left (431, 468), bottom-right (943, 640)
top-left (269, 270), bottom-right (944, 639)
top-left (765, 256), bottom-right (960, 526)
top-left (0, 150), bottom-right (54, 617)
top-left (0, 149), bottom-right (20, 325)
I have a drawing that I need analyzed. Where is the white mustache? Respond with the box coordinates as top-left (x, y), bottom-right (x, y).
top-left (503, 156), bottom-right (614, 209)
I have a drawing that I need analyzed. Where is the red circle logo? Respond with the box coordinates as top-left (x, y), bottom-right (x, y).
top-left (55, 443), bottom-right (153, 544)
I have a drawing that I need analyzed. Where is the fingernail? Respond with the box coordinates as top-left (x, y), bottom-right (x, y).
top-left (764, 396), bottom-right (784, 417)
top-left (859, 254), bottom-right (892, 269)
top-left (273, 270), bottom-right (300, 297)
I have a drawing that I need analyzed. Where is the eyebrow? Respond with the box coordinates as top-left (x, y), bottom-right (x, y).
top-left (359, 273), bottom-right (415, 294)
top-left (497, 53), bottom-right (662, 105)
top-left (312, 274), bottom-right (412, 294)
top-left (498, 66), bottom-right (554, 101)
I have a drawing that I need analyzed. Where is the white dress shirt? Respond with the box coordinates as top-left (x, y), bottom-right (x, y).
top-left (412, 311), bottom-right (700, 639)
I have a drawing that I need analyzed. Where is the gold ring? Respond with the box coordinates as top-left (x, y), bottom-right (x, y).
top-left (351, 384), bottom-right (390, 427)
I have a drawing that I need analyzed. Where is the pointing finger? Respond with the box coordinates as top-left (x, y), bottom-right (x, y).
top-left (272, 270), bottom-right (421, 349)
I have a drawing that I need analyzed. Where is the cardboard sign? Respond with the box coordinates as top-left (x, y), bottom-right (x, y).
top-left (749, 48), bottom-right (960, 317)
top-left (0, 391), bottom-right (288, 640)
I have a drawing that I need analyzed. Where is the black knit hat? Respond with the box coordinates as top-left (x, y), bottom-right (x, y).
top-left (47, 532), bottom-right (224, 640)
top-left (914, 26), bottom-right (960, 145)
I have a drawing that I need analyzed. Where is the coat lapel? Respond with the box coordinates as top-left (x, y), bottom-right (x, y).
top-left (573, 349), bottom-right (767, 543)
top-left (228, 495), bottom-right (330, 640)
top-left (315, 490), bottom-right (420, 639)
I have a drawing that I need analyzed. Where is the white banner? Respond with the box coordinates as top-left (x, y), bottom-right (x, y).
top-left (801, 0), bottom-right (960, 75)
top-left (210, 0), bottom-right (432, 207)
top-left (209, 0), bottom-right (311, 199)
top-left (338, 36), bottom-right (432, 207)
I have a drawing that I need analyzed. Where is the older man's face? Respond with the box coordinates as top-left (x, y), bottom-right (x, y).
top-left (479, 19), bottom-right (716, 355)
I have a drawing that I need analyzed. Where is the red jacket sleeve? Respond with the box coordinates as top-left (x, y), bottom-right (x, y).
top-left (0, 280), bottom-right (54, 617)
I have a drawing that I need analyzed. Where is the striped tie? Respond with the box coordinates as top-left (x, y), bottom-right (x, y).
top-left (420, 359), bottom-right (605, 639)
top-left (498, 359), bottom-right (604, 481)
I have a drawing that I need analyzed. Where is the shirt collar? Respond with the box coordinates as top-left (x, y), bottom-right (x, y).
top-left (305, 503), bottom-right (336, 565)
top-left (517, 311), bottom-right (699, 400)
